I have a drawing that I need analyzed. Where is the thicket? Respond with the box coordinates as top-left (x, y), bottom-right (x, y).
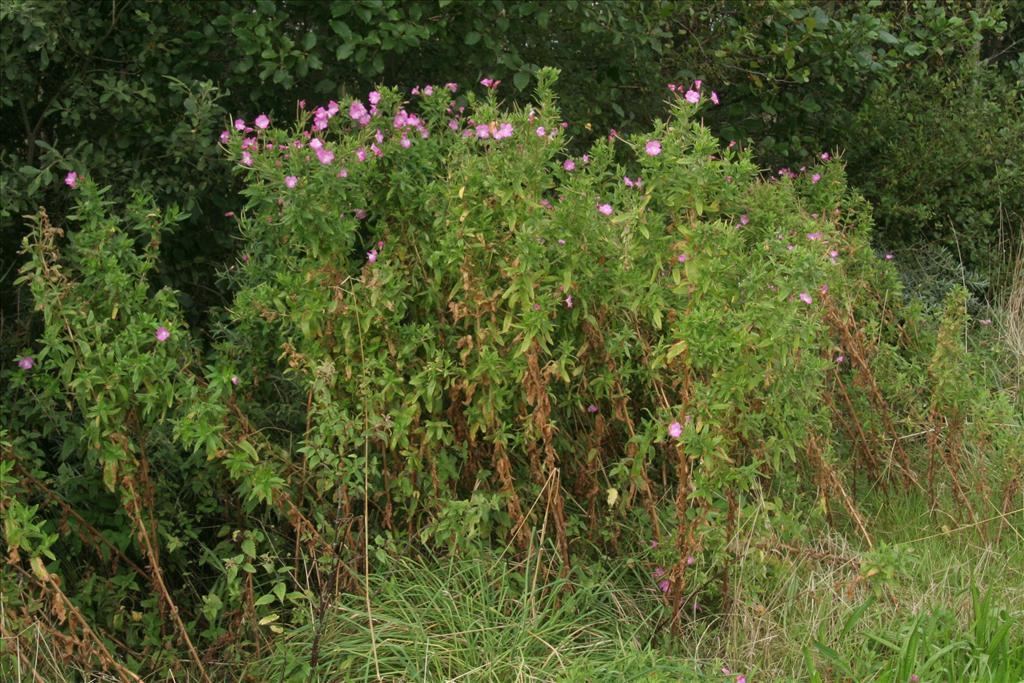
top-left (2, 70), bottom-right (1020, 679)
top-left (2, 0), bottom-right (1021, 336)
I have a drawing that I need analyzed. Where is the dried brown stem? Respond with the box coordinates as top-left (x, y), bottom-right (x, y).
top-left (123, 478), bottom-right (212, 683)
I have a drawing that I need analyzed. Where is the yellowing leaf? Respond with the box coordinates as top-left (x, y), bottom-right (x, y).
top-left (606, 487), bottom-right (619, 507)
top-left (30, 556), bottom-right (49, 581)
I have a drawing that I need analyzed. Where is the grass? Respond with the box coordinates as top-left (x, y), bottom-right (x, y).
top-left (240, 487), bottom-right (1024, 683)
top-left (8, 485), bottom-right (1020, 682)
top-left (243, 542), bottom-right (703, 682)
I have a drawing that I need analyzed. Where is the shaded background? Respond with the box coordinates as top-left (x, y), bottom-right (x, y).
top-left (3, 0), bottom-right (1022, 349)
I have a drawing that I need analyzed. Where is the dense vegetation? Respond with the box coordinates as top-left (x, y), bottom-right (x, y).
top-left (1, 1), bottom-right (1021, 681)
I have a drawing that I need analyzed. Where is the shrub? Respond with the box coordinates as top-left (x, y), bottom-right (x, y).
top-left (2, 69), bottom-right (1019, 677)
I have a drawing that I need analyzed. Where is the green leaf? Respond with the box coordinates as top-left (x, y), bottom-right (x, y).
top-left (904, 42), bottom-right (926, 57)
top-left (254, 593), bottom-right (276, 606)
top-left (464, 31), bottom-right (481, 45)
top-left (336, 43), bottom-right (355, 60)
top-left (513, 71), bottom-right (529, 91)
top-left (329, 20), bottom-right (352, 39)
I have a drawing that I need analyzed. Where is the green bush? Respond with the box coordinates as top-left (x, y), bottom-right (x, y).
top-left (843, 55), bottom-right (1024, 292)
top-left (2, 69), bottom-right (1019, 678)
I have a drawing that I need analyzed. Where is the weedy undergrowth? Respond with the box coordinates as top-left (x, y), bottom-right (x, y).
top-left (2, 68), bottom-right (1020, 679)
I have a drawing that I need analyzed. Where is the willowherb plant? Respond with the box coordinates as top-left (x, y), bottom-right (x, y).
top-left (2, 68), bottom-right (1019, 677)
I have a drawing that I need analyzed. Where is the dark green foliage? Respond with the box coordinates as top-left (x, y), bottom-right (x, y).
top-left (2, 0), bottom-right (1021, 333)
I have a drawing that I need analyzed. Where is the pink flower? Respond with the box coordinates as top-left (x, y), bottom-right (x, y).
top-left (400, 134), bottom-right (411, 149)
top-left (693, 79), bottom-right (702, 89)
top-left (587, 404), bottom-right (599, 414)
top-left (367, 249), bottom-right (378, 264)
top-left (532, 303), bottom-right (541, 312)
top-left (354, 209), bottom-right (367, 220)
top-left (475, 124), bottom-right (491, 139)
top-left (645, 139), bottom-right (662, 156)
top-left (155, 326), bottom-right (170, 342)
top-left (368, 90), bottom-right (381, 105)
top-left (885, 252), bottom-right (894, 260)
top-left (309, 138), bottom-right (323, 150)
top-left (835, 354), bottom-right (845, 363)
top-left (668, 421), bottom-right (683, 439)
top-left (909, 675), bottom-right (919, 683)
top-left (445, 82), bottom-right (459, 92)
top-left (349, 100), bottom-right (368, 122)
top-left (241, 151), bottom-right (253, 166)
top-left (739, 214), bottom-right (749, 226)
top-left (231, 375), bottom-right (240, 386)
top-left (493, 122), bottom-right (513, 139)
top-left (710, 91), bottom-right (720, 105)
top-left (821, 152), bottom-right (830, 161)
top-left (652, 566), bottom-right (666, 579)
top-left (356, 147), bottom-right (367, 162)
top-left (563, 159), bottom-right (575, 171)
top-left (597, 203), bottom-right (613, 216)
top-left (375, 129), bottom-right (384, 144)
top-left (564, 295), bottom-right (573, 308)
top-left (677, 253), bottom-right (687, 263)
top-left (480, 78), bottom-right (500, 88)
top-left (737, 676), bottom-right (746, 683)
top-left (820, 284), bottom-right (829, 295)
top-left (811, 173), bottom-right (821, 184)
top-left (64, 171), bottom-right (78, 188)
top-left (684, 89), bottom-right (700, 104)
top-left (980, 318), bottom-right (992, 326)
top-left (224, 211), bottom-right (235, 218)
top-left (316, 149), bottom-right (335, 165)
top-left (807, 232), bottom-right (822, 240)
top-left (536, 126), bottom-right (546, 137)
top-left (254, 114), bottom-right (270, 129)
top-left (829, 249), bottom-right (839, 263)
top-left (17, 356), bottom-right (34, 370)
top-left (686, 555), bottom-right (696, 566)
top-left (234, 118), bottom-right (246, 131)
top-left (799, 292), bottom-right (813, 305)
top-left (219, 130), bottom-right (230, 144)
top-left (658, 579), bottom-right (671, 593)
top-left (284, 175), bottom-right (298, 188)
